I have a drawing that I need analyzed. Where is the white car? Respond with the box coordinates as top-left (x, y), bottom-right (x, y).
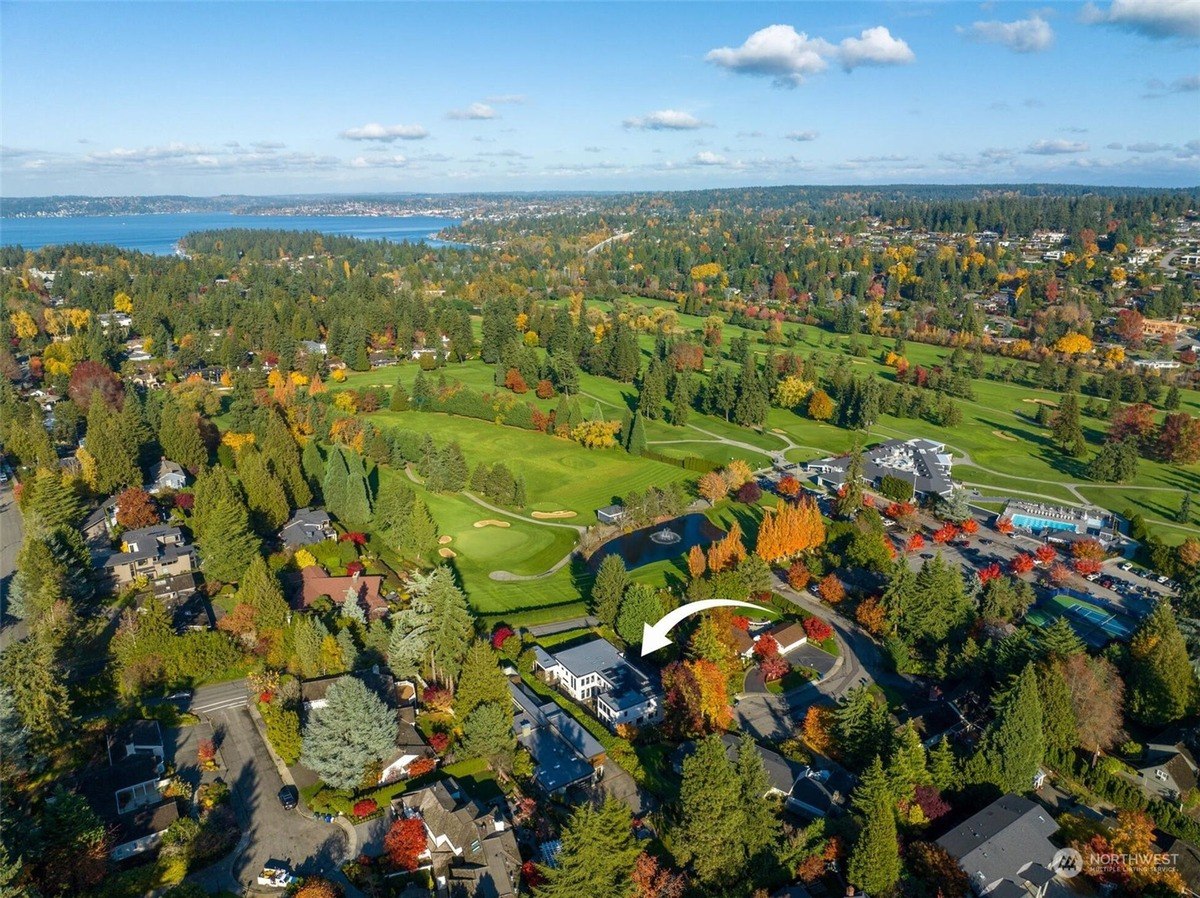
top-left (1157, 575), bottom-right (1170, 584)
top-left (1120, 563), bottom-right (1132, 572)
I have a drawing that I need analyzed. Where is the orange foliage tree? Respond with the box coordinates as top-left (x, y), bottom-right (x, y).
top-left (960, 518), bottom-right (979, 535)
top-left (905, 533), bottom-right (925, 553)
top-left (1035, 544), bottom-right (1058, 564)
top-left (755, 497), bottom-right (825, 563)
top-left (1071, 538), bottom-right (1105, 562)
top-left (787, 561), bottom-right (812, 590)
top-left (856, 597), bottom-right (888, 636)
top-left (698, 471), bottom-right (729, 505)
top-left (802, 705), bottom-right (835, 755)
top-left (661, 658), bottom-right (732, 737)
top-left (1010, 553), bottom-right (1035, 574)
top-left (995, 517), bottom-right (1014, 534)
top-left (818, 573), bottom-right (845, 604)
top-left (384, 817), bottom-right (427, 871)
top-left (686, 544), bottom-right (706, 579)
top-left (932, 523), bottom-right (958, 544)
top-left (115, 486), bottom-right (158, 529)
top-left (777, 475), bottom-right (801, 498)
top-left (707, 521), bottom-right (746, 573)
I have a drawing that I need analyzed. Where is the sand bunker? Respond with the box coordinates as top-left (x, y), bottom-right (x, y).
top-left (438, 548), bottom-right (457, 558)
top-left (991, 430), bottom-right (1019, 442)
top-left (438, 535), bottom-right (453, 545)
top-left (531, 510), bottom-right (577, 519)
top-left (1022, 398), bottom-right (1057, 407)
top-left (473, 519), bottom-right (512, 529)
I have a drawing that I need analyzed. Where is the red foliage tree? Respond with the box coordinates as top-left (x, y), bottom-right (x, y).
top-left (730, 615), bottom-right (749, 631)
top-left (777, 475), bottom-right (801, 498)
top-left (428, 732), bottom-right (450, 754)
top-left (1108, 403), bottom-right (1157, 446)
top-left (353, 799), bottom-right (378, 818)
top-left (803, 617), bottom-right (833, 642)
top-left (535, 379), bottom-right (555, 399)
top-left (932, 523), bottom-right (958, 544)
top-left (736, 481), bottom-right (763, 504)
top-left (753, 634), bottom-right (779, 660)
top-left (421, 685), bottom-right (453, 713)
top-left (521, 860), bottom-right (545, 890)
top-left (631, 851), bottom-right (686, 898)
top-left (491, 625), bottom-right (516, 650)
top-left (345, 561), bottom-right (365, 578)
top-left (339, 531), bottom-right (367, 545)
top-left (912, 785), bottom-right (951, 822)
top-left (115, 487), bottom-right (158, 529)
top-left (760, 655), bottom-right (790, 683)
top-left (1155, 413), bottom-right (1200, 464)
top-left (383, 817), bottom-right (427, 871)
top-left (905, 533), bottom-right (926, 553)
top-left (885, 502), bottom-right (916, 521)
top-left (1035, 544), bottom-right (1058, 564)
top-left (174, 492), bottom-right (194, 512)
top-left (1010, 553), bottom-right (1035, 574)
top-left (960, 518), bottom-right (979, 535)
top-left (503, 368), bottom-right (528, 394)
top-left (1073, 558), bottom-right (1102, 576)
top-left (197, 738), bottom-right (216, 766)
top-left (668, 342), bottom-right (705, 372)
top-left (1048, 562), bottom-right (1074, 585)
top-left (68, 360), bottom-right (123, 411)
top-left (1114, 309), bottom-right (1145, 347)
top-left (407, 757), bottom-right (437, 778)
top-left (995, 517), bottom-right (1014, 534)
top-left (978, 563), bottom-right (1002, 583)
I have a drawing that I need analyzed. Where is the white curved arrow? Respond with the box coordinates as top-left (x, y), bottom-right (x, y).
top-left (641, 598), bottom-right (773, 656)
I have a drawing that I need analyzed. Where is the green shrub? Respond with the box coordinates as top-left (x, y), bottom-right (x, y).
top-left (260, 702), bottom-right (302, 765)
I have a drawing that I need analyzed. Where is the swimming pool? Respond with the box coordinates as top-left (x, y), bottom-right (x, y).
top-left (1009, 513), bottom-right (1079, 533)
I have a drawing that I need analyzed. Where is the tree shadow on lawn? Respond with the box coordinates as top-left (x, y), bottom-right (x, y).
top-left (977, 418), bottom-right (1088, 481)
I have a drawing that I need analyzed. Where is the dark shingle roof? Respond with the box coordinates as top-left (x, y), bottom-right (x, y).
top-left (936, 794), bottom-right (1059, 892)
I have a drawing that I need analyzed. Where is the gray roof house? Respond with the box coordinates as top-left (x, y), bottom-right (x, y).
top-left (510, 681), bottom-right (605, 795)
top-left (806, 438), bottom-right (955, 500)
top-left (1131, 736), bottom-right (1198, 802)
top-left (279, 507), bottom-right (335, 548)
top-left (533, 638), bottom-right (662, 732)
top-left (936, 794), bottom-right (1062, 897)
top-left (146, 458), bottom-right (187, 494)
top-left (97, 525), bottom-right (196, 589)
top-left (596, 504), bottom-right (626, 525)
top-left (393, 778), bottom-right (520, 898)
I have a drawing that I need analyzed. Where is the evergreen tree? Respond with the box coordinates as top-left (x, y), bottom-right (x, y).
top-left (454, 641), bottom-right (509, 719)
top-left (25, 467), bottom-right (83, 531)
top-left (833, 685), bottom-right (892, 770)
top-left (616, 583), bottom-right (664, 647)
top-left (301, 676), bottom-right (398, 791)
top-left (459, 701), bottom-right (516, 765)
top-left (337, 626), bottom-right (361, 669)
top-left (1177, 492), bottom-right (1193, 524)
top-left (196, 486), bottom-right (259, 583)
top-left (1035, 617), bottom-right (1085, 661)
top-left (848, 767), bottom-right (901, 894)
top-left (533, 798), bottom-right (641, 898)
top-left (0, 637), bottom-right (70, 739)
top-left (159, 405), bottom-right (207, 472)
top-left (301, 438), bottom-right (325, 498)
top-left (736, 734), bottom-right (780, 862)
top-left (734, 356), bottom-right (769, 427)
top-left (387, 608), bottom-right (430, 680)
top-left (626, 412), bottom-right (648, 456)
top-left (340, 448), bottom-right (374, 524)
top-left (928, 736), bottom-right (958, 791)
top-left (238, 555), bottom-right (289, 633)
top-left (236, 445), bottom-right (291, 532)
top-left (637, 359), bottom-right (668, 420)
top-left (260, 409), bottom-right (311, 508)
top-left (592, 555), bottom-right (629, 627)
top-left (834, 447), bottom-right (865, 518)
top-left (1127, 602), bottom-right (1198, 726)
top-left (888, 721), bottom-right (930, 800)
top-left (85, 392), bottom-right (140, 494)
top-left (1050, 393), bottom-right (1087, 457)
top-left (674, 734), bottom-right (750, 890)
top-left (669, 371), bottom-right (693, 426)
top-left (1037, 662), bottom-right (1078, 753)
top-left (1165, 385), bottom-right (1181, 411)
top-left (421, 567), bottom-right (475, 686)
top-left (322, 445), bottom-right (350, 521)
top-left (973, 663), bottom-right (1045, 793)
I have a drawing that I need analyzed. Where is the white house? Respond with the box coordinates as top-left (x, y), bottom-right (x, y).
top-left (146, 458), bottom-right (187, 494)
top-left (533, 638), bottom-right (662, 731)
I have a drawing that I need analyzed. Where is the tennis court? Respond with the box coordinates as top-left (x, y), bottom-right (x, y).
top-left (1028, 592), bottom-right (1137, 646)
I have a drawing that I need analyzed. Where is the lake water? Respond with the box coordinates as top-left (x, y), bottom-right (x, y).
top-left (589, 513), bottom-right (726, 571)
top-left (0, 213), bottom-right (461, 255)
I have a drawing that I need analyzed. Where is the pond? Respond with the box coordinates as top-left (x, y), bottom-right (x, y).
top-left (589, 513), bottom-right (726, 571)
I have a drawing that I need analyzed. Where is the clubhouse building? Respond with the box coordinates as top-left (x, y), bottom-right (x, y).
top-left (806, 438), bottom-right (955, 501)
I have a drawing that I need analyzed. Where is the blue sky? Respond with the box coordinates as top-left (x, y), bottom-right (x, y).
top-left (2, 1), bottom-right (1198, 195)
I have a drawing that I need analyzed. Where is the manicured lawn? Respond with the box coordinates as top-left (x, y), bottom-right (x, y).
top-left (765, 669), bottom-right (813, 694)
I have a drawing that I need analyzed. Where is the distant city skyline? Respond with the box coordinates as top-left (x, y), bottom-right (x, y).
top-left (2, 0), bottom-right (1198, 196)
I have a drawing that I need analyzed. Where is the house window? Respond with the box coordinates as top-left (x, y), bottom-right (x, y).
top-left (1156, 769), bottom-right (1168, 781)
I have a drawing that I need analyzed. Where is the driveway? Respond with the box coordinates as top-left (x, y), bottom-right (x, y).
top-left (187, 684), bottom-right (347, 894)
top-left (0, 483), bottom-right (28, 649)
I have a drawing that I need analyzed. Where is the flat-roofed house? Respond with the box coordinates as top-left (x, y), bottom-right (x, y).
top-left (532, 637), bottom-right (662, 731)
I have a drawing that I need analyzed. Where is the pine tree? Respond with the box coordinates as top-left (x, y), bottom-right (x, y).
top-left (236, 445), bottom-right (291, 532)
top-left (196, 490), bottom-right (259, 583)
top-left (0, 637), bottom-right (70, 739)
top-left (459, 701), bottom-right (516, 765)
top-left (1177, 492), bottom-right (1193, 524)
top-left (322, 445), bottom-right (350, 522)
top-left (928, 736), bottom-right (958, 791)
top-left (388, 608), bottom-right (430, 680)
top-left (301, 439), bottom-right (325, 497)
top-left (85, 392), bottom-right (140, 494)
top-left (848, 772), bottom-right (901, 894)
top-left (888, 721), bottom-right (931, 800)
top-left (159, 406), bottom-right (207, 472)
top-left (454, 641), bottom-right (509, 719)
top-left (238, 555), bottom-right (289, 633)
top-left (834, 447), bottom-right (865, 518)
top-left (401, 500), bottom-right (438, 558)
top-left (974, 663), bottom-right (1045, 793)
top-left (340, 449), bottom-right (374, 524)
top-left (736, 735), bottom-right (780, 862)
top-left (301, 676), bottom-right (398, 791)
top-left (337, 627), bottom-right (361, 670)
top-left (592, 555), bottom-right (628, 627)
top-left (669, 371), bottom-right (694, 427)
top-left (674, 734), bottom-right (750, 889)
top-left (1037, 662), bottom-right (1078, 753)
top-left (340, 587), bottom-right (367, 624)
top-left (260, 409), bottom-right (311, 508)
top-left (1127, 602), bottom-right (1198, 726)
top-left (637, 359), bottom-right (667, 420)
top-left (533, 798), bottom-right (641, 897)
top-left (421, 567), bottom-right (474, 686)
top-left (627, 412), bottom-right (648, 456)
top-left (616, 583), bottom-right (663, 647)
top-left (26, 467), bottom-right (83, 531)
top-left (1035, 616), bottom-right (1085, 661)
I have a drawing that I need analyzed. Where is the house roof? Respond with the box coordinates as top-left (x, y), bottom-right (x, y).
top-left (286, 566), bottom-right (387, 617)
top-left (511, 682), bottom-right (601, 793)
top-left (279, 507), bottom-right (333, 547)
top-left (115, 799), bottom-right (179, 845)
top-left (730, 627), bottom-right (755, 655)
top-left (809, 438), bottom-right (953, 497)
top-left (102, 525), bottom-right (192, 568)
top-left (1138, 743), bottom-right (1199, 793)
top-left (766, 621), bottom-right (808, 648)
top-left (109, 719), bottom-right (163, 761)
top-left (151, 458), bottom-right (185, 481)
top-left (397, 780), bottom-right (519, 898)
top-left (1165, 838), bottom-right (1200, 893)
top-left (936, 794), bottom-right (1059, 892)
top-left (537, 637), bottom-right (659, 711)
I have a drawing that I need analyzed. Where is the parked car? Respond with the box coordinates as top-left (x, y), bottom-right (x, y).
top-left (278, 786), bottom-right (298, 811)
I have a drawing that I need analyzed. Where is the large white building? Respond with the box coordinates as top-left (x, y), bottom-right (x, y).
top-left (533, 638), bottom-right (662, 731)
top-left (806, 438), bottom-right (955, 500)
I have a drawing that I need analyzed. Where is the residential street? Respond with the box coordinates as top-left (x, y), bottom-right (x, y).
top-left (187, 683), bottom-right (348, 894)
top-left (0, 483), bottom-right (28, 650)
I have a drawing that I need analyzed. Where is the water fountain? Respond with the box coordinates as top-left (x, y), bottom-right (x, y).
top-left (649, 527), bottom-right (682, 545)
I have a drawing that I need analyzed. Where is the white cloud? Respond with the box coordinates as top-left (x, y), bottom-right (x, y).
top-left (1082, 0), bottom-right (1200, 39)
top-left (253, 140), bottom-right (287, 150)
top-left (693, 151), bottom-right (728, 165)
top-left (447, 102), bottom-right (497, 120)
top-left (339, 123), bottom-right (428, 142)
top-left (706, 24), bottom-right (835, 86)
top-left (963, 15), bottom-right (1055, 52)
top-left (87, 142), bottom-right (210, 163)
top-left (1025, 139), bottom-right (1090, 154)
top-left (349, 155), bottom-right (408, 168)
top-left (624, 109), bottom-right (709, 130)
top-left (785, 130), bottom-right (819, 142)
top-left (837, 26), bottom-right (916, 70)
top-left (980, 147), bottom-right (1016, 162)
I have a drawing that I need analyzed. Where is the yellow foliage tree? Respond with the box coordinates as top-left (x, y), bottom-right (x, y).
top-left (722, 460), bottom-right (753, 491)
top-left (329, 368), bottom-right (347, 383)
top-left (221, 432), bottom-right (257, 453)
top-left (1053, 333), bottom-right (1093, 355)
top-left (9, 311), bottom-right (37, 340)
top-left (570, 420), bottom-right (621, 449)
top-left (774, 376), bottom-right (813, 409)
top-left (333, 391), bottom-right (358, 414)
top-left (294, 548), bottom-right (318, 570)
top-left (76, 447), bottom-right (99, 493)
top-left (113, 292), bottom-right (133, 313)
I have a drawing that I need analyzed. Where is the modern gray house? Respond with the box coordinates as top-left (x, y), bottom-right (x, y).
top-left (510, 681), bottom-right (605, 795)
top-left (936, 794), bottom-right (1062, 897)
top-left (533, 638), bottom-right (662, 731)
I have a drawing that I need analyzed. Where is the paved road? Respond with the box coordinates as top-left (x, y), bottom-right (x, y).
top-left (187, 682), bottom-right (348, 894)
top-left (0, 484), bottom-right (28, 649)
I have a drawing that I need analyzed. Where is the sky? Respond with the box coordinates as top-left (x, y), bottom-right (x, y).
top-left (1, 0), bottom-right (1199, 196)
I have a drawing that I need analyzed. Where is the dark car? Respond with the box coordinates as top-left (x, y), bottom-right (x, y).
top-left (278, 786), bottom-right (298, 811)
